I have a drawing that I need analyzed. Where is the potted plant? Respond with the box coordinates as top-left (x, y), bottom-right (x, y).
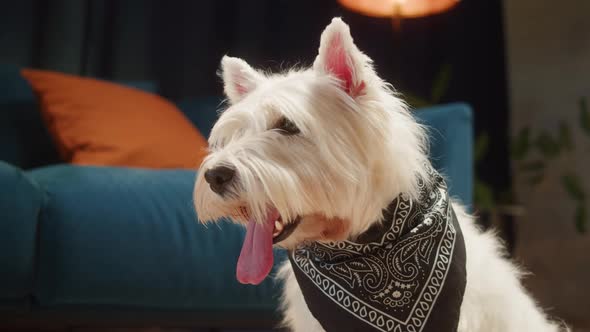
top-left (405, 68), bottom-right (589, 256)
top-left (510, 97), bottom-right (589, 233)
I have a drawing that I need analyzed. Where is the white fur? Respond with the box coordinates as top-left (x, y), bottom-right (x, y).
top-left (194, 17), bottom-right (567, 332)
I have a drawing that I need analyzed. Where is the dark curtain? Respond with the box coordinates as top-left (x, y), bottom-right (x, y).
top-left (0, 0), bottom-right (510, 198)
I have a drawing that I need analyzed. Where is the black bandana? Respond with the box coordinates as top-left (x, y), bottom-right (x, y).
top-left (289, 167), bottom-right (466, 332)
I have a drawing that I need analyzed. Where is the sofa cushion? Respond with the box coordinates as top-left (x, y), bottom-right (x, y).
top-left (0, 161), bottom-right (43, 305)
top-left (21, 69), bottom-right (208, 169)
top-left (0, 64), bottom-right (163, 169)
top-left (28, 165), bottom-right (285, 314)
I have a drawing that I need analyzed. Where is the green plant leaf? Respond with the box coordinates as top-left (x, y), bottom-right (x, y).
top-left (430, 64), bottom-right (452, 103)
top-left (526, 173), bottom-right (544, 187)
top-left (580, 97), bottom-right (590, 137)
top-left (561, 173), bottom-right (586, 202)
top-left (403, 92), bottom-right (431, 108)
top-left (536, 131), bottom-right (561, 158)
top-left (474, 180), bottom-right (495, 211)
top-left (558, 121), bottom-right (573, 151)
top-left (575, 203), bottom-right (587, 233)
top-left (474, 132), bottom-right (490, 163)
top-left (511, 127), bottom-right (531, 160)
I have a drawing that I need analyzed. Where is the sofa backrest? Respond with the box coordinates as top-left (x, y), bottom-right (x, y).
top-left (0, 65), bottom-right (59, 169)
top-left (176, 96), bottom-right (225, 139)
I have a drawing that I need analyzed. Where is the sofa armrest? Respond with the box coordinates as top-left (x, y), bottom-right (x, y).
top-left (415, 103), bottom-right (474, 207)
top-left (0, 161), bottom-right (43, 304)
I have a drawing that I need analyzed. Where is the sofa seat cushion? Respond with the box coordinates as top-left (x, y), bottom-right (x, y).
top-left (0, 161), bottom-right (43, 305)
top-left (28, 165), bottom-right (284, 313)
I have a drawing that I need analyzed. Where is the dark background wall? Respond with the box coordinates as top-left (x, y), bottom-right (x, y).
top-left (0, 0), bottom-right (510, 196)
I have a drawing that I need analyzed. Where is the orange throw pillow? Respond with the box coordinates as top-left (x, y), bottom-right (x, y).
top-left (21, 69), bottom-right (208, 169)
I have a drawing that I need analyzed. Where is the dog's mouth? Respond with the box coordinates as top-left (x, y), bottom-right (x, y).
top-left (236, 206), bottom-right (301, 285)
top-left (272, 215), bottom-right (301, 244)
top-left (233, 206), bottom-right (301, 243)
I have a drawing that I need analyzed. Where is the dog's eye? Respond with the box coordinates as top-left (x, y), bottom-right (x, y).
top-left (274, 117), bottom-right (300, 136)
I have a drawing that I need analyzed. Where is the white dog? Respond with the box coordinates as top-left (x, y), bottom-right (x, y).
top-left (194, 18), bottom-right (565, 332)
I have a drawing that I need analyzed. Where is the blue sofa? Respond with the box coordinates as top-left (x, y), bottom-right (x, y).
top-left (0, 66), bottom-right (472, 330)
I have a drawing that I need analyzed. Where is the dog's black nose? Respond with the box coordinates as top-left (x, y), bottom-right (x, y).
top-left (204, 165), bottom-right (236, 195)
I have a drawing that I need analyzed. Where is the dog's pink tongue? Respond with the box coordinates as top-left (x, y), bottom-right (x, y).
top-left (236, 209), bottom-right (279, 285)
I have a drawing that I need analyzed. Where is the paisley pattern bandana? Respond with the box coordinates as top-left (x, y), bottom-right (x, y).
top-left (289, 167), bottom-right (466, 332)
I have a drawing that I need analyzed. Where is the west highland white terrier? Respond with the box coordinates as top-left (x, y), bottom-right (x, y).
top-left (194, 17), bottom-right (566, 332)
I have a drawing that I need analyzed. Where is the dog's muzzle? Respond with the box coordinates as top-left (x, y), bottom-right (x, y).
top-left (204, 165), bottom-right (236, 196)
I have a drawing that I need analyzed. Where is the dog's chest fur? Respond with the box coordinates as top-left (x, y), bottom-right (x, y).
top-left (288, 167), bottom-right (467, 332)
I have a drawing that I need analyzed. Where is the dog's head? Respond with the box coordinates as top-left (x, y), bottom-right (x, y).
top-left (193, 18), bottom-right (429, 284)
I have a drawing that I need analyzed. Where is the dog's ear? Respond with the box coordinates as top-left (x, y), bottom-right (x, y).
top-left (220, 56), bottom-right (264, 104)
top-left (314, 18), bottom-right (367, 97)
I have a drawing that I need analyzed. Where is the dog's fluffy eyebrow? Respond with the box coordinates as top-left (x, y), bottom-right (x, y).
top-left (264, 94), bottom-right (315, 129)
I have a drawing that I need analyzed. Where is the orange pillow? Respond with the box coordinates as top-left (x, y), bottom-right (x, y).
top-left (21, 69), bottom-right (208, 169)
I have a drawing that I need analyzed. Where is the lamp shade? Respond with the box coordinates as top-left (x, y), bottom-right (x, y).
top-left (338, 0), bottom-right (459, 18)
